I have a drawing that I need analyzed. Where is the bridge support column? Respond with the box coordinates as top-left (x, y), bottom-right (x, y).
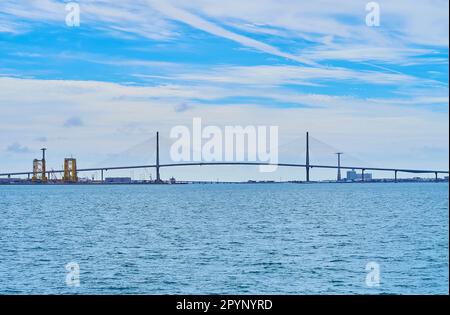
top-left (394, 170), bottom-right (398, 183)
top-left (305, 132), bottom-right (310, 182)
top-left (361, 169), bottom-right (365, 182)
top-left (101, 169), bottom-right (104, 183)
top-left (156, 131), bottom-right (162, 183)
top-left (435, 172), bottom-right (438, 182)
top-left (336, 152), bottom-right (343, 182)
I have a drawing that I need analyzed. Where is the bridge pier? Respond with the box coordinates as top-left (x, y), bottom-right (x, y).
top-left (395, 170), bottom-right (398, 182)
top-left (156, 131), bottom-right (162, 183)
top-left (101, 169), bottom-right (104, 183)
top-left (306, 132), bottom-right (310, 182)
top-left (435, 172), bottom-right (438, 182)
top-left (361, 169), bottom-right (365, 182)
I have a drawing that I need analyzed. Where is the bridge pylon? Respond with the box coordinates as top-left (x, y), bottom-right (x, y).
top-left (306, 132), bottom-right (310, 182)
top-left (155, 131), bottom-right (162, 183)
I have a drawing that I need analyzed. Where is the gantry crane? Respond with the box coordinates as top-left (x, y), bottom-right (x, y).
top-left (63, 158), bottom-right (78, 183)
top-left (32, 148), bottom-right (47, 183)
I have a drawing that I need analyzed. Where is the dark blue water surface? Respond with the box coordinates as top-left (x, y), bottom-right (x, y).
top-left (0, 183), bottom-right (448, 294)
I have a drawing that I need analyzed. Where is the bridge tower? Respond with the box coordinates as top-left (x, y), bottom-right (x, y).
top-left (63, 158), bottom-right (78, 183)
top-left (155, 131), bottom-right (162, 183)
top-left (306, 132), bottom-right (310, 182)
top-left (336, 152), bottom-right (343, 181)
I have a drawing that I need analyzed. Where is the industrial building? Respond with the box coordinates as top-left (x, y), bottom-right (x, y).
top-left (346, 169), bottom-right (372, 181)
top-left (104, 177), bottom-right (132, 184)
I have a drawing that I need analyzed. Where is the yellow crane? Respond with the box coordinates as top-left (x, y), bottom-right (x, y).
top-left (63, 158), bottom-right (78, 183)
top-left (32, 148), bottom-right (47, 183)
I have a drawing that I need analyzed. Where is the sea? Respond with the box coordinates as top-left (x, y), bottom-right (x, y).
top-left (0, 183), bottom-right (448, 294)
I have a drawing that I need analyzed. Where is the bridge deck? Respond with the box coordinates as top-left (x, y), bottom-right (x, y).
top-left (0, 162), bottom-right (448, 177)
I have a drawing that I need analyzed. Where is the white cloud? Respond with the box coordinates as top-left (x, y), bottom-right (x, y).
top-left (302, 46), bottom-right (444, 65)
top-left (161, 64), bottom-right (424, 86)
top-left (0, 20), bottom-right (24, 34)
top-left (6, 142), bottom-right (31, 154)
top-left (63, 116), bottom-right (84, 127)
top-left (0, 0), bottom-right (175, 40)
top-left (147, 0), bottom-right (316, 65)
top-left (2, 0), bottom-right (446, 64)
top-left (166, 0), bottom-right (449, 65)
top-left (172, 0), bottom-right (449, 47)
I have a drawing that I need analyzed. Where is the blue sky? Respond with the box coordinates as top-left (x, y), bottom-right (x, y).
top-left (0, 0), bottom-right (448, 180)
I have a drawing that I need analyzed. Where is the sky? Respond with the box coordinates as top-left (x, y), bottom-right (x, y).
top-left (0, 0), bottom-right (448, 181)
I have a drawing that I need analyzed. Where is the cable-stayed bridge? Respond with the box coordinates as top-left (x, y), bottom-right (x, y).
top-left (0, 132), bottom-right (448, 182)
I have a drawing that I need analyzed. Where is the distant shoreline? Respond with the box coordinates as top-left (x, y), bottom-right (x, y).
top-left (0, 179), bottom-right (448, 186)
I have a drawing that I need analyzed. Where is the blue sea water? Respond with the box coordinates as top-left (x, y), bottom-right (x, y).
top-left (0, 183), bottom-right (448, 295)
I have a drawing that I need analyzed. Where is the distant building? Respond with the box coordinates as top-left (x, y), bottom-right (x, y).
top-left (0, 178), bottom-right (25, 184)
top-left (105, 177), bottom-right (132, 184)
top-left (346, 169), bottom-right (358, 181)
top-left (357, 173), bottom-right (372, 181)
top-left (346, 169), bottom-right (372, 181)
